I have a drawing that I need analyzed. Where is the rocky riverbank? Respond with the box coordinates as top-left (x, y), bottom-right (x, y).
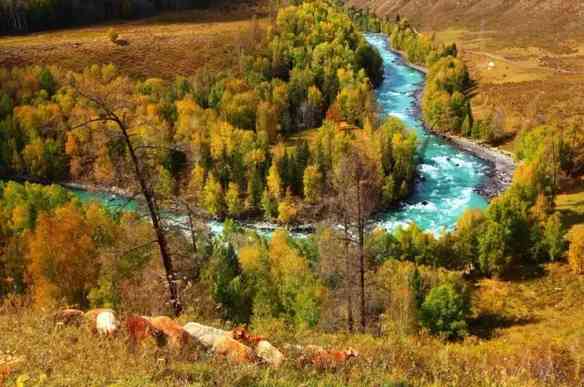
top-left (431, 132), bottom-right (516, 199)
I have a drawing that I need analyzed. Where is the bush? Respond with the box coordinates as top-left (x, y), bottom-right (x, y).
top-left (419, 283), bottom-right (470, 339)
top-left (107, 28), bottom-right (119, 44)
top-left (568, 228), bottom-right (584, 274)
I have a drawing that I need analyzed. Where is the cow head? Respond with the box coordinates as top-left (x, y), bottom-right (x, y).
top-left (231, 326), bottom-right (250, 341)
top-left (344, 348), bottom-right (359, 358)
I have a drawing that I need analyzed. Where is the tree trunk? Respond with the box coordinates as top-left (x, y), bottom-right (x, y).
top-left (118, 120), bottom-right (183, 316)
top-left (344, 216), bottom-right (354, 332)
top-left (184, 203), bottom-right (198, 255)
top-left (357, 179), bottom-right (366, 331)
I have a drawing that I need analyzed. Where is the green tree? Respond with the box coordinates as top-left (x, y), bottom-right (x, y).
top-left (542, 213), bottom-right (565, 261)
top-left (419, 283), bottom-right (470, 340)
top-left (478, 221), bottom-right (509, 277)
top-left (38, 67), bottom-right (57, 96)
top-left (207, 241), bottom-right (252, 323)
top-left (261, 189), bottom-right (277, 220)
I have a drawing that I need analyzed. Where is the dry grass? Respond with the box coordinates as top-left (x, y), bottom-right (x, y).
top-left (2, 261), bottom-right (584, 386)
top-left (556, 181), bottom-right (584, 235)
top-left (0, 1), bottom-right (270, 80)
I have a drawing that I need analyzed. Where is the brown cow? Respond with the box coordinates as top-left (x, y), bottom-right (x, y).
top-left (304, 348), bottom-right (359, 370)
top-left (126, 315), bottom-right (163, 351)
top-left (231, 326), bottom-right (265, 346)
top-left (149, 316), bottom-right (193, 351)
top-left (54, 309), bottom-right (85, 326)
top-left (228, 326), bottom-right (285, 367)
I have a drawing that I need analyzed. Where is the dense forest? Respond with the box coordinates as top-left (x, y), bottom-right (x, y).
top-left (0, 0), bottom-right (214, 34)
top-left (1, 1), bottom-right (584, 385)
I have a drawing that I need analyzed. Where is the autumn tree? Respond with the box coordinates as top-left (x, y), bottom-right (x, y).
top-left (27, 203), bottom-right (104, 307)
top-left (332, 144), bottom-right (381, 331)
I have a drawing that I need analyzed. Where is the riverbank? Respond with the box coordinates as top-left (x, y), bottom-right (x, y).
top-left (432, 132), bottom-right (515, 198)
top-left (387, 46), bottom-right (428, 74)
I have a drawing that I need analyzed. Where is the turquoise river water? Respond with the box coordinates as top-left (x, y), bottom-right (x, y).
top-left (365, 33), bottom-right (489, 233)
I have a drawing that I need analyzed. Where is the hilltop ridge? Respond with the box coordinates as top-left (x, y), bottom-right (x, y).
top-left (349, 0), bottom-right (584, 42)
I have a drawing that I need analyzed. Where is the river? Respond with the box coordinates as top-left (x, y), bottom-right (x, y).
top-left (365, 33), bottom-right (489, 233)
top-left (20, 33), bottom-right (492, 236)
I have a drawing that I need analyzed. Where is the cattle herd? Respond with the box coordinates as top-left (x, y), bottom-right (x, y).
top-left (53, 309), bottom-right (360, 370)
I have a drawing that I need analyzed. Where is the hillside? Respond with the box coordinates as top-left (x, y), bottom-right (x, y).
top-left (349, 0), bottom-right (584, 138)
top-left (349, 0), bottom-right (584, 41)
top-left (0, 1), bottom-right (269, 79)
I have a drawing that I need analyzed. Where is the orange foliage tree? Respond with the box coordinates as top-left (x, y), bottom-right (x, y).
top-left (26, 203), bottom-right (107, 307)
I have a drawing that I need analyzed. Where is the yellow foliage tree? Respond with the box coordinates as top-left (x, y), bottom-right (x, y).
top-left (277, 190), bottom-right (298, 225)
top-left (267, 162), bottom-right (283, 200)
top-left (302, 165), bottom-right (322, 204)
top-left (27, 203), bottom-right (101, 307)
top-left (225, 182), bottom-right (243, 217)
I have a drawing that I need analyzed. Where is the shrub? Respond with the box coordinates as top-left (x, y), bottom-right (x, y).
top-left (568, 228), bottom-right (584, 274)
top-left (419, 283), bottom-right (470, 339)
top-left (107, 28), bottom-right (119, 44)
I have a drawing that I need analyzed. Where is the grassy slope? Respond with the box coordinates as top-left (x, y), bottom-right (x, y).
top-left (556, 180), bottom-right (584, 235)
top-left (1, 265), bottom-right (583, 386)
top-left (0, 1), bottom-right (269, 80)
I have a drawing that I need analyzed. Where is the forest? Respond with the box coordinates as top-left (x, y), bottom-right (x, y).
top-left (1, 1), bottom-right (584, 386)
top-left (0, 0), bottom-right (214, 34)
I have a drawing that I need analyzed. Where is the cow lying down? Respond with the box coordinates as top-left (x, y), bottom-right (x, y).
top-left (184, 323), bottom-right (285, 367)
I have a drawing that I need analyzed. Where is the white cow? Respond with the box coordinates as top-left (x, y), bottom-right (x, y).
top-left (183, 322), bottom-right (229, 348)
top-left (95, 310), bottom-right (119, 336)
top-left (256, 340), bottom-right (285, 368)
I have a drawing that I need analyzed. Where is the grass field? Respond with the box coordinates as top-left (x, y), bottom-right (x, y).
top-left (0, 1), bottom-right (269, 80)
top-left (2, 260), bottom-right (583, 386)
top-left (436, 30), bottom-right (584, 139)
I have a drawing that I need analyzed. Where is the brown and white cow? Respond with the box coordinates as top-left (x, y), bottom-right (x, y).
top-left (84, 309), bottom-right (119, 336)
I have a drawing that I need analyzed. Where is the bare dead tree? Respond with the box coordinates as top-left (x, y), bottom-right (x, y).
top-left (332, 144), bottom-right (381, 331)
top-left (68, 74), bottom-right (183, 316)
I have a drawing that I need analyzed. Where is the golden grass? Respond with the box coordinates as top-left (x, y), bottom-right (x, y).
top-left (2, 261), bottom-right (584, 386)
top-left (431, 29), bottom-right (584, 142)
top-left (0, 2), bottom-right (269, 80)
top-left (556, 182), bottom-right (584, 234)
